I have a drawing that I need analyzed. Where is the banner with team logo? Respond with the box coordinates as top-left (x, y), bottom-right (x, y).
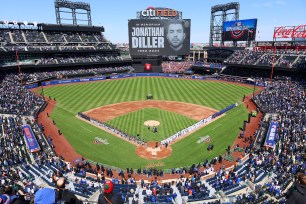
top-left (23, 125), bottom-right (41, 152)
top-left (222, 19), bottom-right (257, 41)
top-left (264, 121), bottom-right (278, 148)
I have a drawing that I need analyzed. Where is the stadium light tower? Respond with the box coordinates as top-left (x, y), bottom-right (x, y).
top-left (209, 2), bottom-right (240, 47)
top-left (55, 0), bottom-right (92, 26)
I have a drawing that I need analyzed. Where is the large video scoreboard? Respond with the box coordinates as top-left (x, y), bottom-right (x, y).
top-left (128, 19), bottom-right (191, 56)
top-left (222, 19), bottom-right (257, 41)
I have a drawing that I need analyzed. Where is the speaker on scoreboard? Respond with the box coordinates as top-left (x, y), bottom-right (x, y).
top-left (144, 63), bottom-right (152, 72)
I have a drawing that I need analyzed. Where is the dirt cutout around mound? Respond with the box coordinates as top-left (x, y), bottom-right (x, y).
top-left (144, 120), bottom-right (160, 126)
top-left (83, 100), bottom-right (218, 160)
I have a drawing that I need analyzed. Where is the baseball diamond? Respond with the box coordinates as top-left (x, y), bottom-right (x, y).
top-left (39, 77), bottom-right (254, 169)
top-left (1, 1), bottom-right (305, 203)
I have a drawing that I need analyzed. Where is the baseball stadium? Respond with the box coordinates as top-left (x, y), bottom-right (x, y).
top-left (0, 0), bottom-right (305, 204)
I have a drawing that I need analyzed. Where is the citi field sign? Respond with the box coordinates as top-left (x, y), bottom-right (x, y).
top-left (141, 6), bottom-right (178, 17)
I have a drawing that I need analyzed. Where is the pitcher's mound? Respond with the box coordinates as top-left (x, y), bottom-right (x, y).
top-left (144, 120), bottom-right (160, 126)
top-left (136, 141), bottom-right (172, 160)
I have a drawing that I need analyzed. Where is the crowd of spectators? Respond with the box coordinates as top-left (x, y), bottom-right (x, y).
top-left (0, 69), bottom-right (305, 203)
top-left (3, 54), bottom-right (123, 66)
top-left (44, 32), bottom-right (66, 43)
top-left (225, 50), bottom-right (250, 64)
top-left (0, 111), bottom-right (58, 203)
top-left (193, 61), bottom-right (223, 69)
top-left (253, 79), bottom-right (305, 198)
top-left (241, 51), bottom-right (263, 65)
top-left (225, 49), bottom-right (306, 68)
top-left (12, 30), bottom-right (25, 43)
top-left (24, 30), bottom-right (46, 43)
top-left (0, 74), bottom-right (45, 115)
top-left (1, 54), bottom-right (124, 67)
top-left (20, 66), bottom-right (133, 83)
top-left (1, 44), bottom-right (114, 52)
top-left (162, 61), bottom-right (193, 73)
top-left (1, 29), bottom-right (109, 44)
top-left (0, 30), bottom-right (11, 43)
top-left (0, 29), bottom-right (114, 53)
top-left (256, 54), bottom-right (280, 66)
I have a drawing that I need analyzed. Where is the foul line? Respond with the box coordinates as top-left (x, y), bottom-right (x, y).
top-left (211, 123), bottom-right (222, 131)
top-left (81, 126), bottom-right (93, 132)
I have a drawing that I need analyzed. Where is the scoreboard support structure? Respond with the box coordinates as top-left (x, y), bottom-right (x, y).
top-left (209, 2), bottom-right (240, 47)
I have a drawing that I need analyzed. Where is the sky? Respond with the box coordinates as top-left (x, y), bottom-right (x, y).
top-left (0, 0), bottom-right (305, 43)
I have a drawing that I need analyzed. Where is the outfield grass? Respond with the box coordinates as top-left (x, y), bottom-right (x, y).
top-left (39, 77), bottom-right (255, 169)
top-left (106, 108), bottom-right (197, 142)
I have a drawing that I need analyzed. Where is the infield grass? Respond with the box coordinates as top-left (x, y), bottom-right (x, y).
top-left (106, 108), bottom-right (197, 142)
top-left (39, 77), bottom-right (256, 169)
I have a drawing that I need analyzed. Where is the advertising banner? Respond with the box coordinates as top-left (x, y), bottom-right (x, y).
top-left (222, 19), bottom-right (257, 41)
top-left (24, 83), bottom-right (38, 89)
top-left (264, 121), bottom-right (278, 148)
top-left (128, 19), bottom-right (191, 56)
top-left (273, 25), bottom-right (306, 39)
top-left (42, 76), bottom-right (106, 86)
top-left (23, 125), bottom-right (40, 152)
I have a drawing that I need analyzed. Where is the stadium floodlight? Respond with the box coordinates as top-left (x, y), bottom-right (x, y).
top-left (209, 2), bottom-right (240, 47)
top-left (55, 0), bottom-right (92, 26)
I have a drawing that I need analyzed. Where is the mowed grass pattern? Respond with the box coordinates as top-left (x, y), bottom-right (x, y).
top-left (40, 77), bottom-right (255, 169)
top-left (106, 108), bottom-right (197, 142)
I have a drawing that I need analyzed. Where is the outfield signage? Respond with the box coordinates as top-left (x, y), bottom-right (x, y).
top-left (264, 121), bottom-right (278, 148)
top-left (273, 24), bottom-right (306, 39)
top-left (41, 76), bottom-right (106, 86)
top-left (25, 74), bottom-right (207, 89)
top-left (128, 19), bottom-right (191, 56)
top-left (23, 125), bottom-right (40, 152)
top-left (24, 83), bottom-right (38, 89)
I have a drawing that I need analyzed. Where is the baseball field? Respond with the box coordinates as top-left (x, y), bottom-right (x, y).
top-left (39, 77), bottom-right (255, 169)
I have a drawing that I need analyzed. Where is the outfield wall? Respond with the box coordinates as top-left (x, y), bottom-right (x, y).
top-left (24, 73), bottom-right (206, 89)
top-left (24, 73), bottom-right (268, 90)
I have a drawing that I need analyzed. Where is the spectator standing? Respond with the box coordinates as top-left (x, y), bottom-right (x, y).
top-left (286, 173), bottom-right (306, 204)
top-left (98, 180), bottom-right (123, 204)
top-left (34, 177), bottom-right (81, 204)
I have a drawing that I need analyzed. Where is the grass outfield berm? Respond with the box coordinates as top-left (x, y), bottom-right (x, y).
top-left (40, 77), bottom-right (255, 169)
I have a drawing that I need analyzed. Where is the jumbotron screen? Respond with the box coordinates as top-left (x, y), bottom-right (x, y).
top-left (222, 19), bottom-right (257, 41)
top-left (128, 19), bottom-right (191, 56)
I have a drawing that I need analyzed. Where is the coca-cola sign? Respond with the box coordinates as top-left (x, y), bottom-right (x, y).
top-left (273, 25), bottom-right (306, 38)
